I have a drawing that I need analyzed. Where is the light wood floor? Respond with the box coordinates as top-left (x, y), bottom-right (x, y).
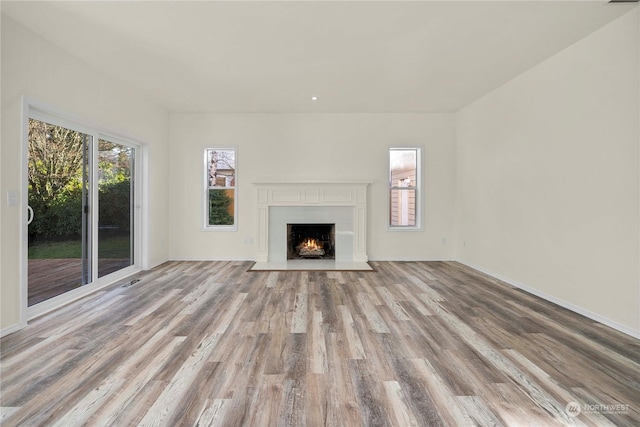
top-left (1, 261), bottom-right (638, 426)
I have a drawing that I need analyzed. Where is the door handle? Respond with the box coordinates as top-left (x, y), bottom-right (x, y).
top-left (27, 205), bottom-right (34, 225)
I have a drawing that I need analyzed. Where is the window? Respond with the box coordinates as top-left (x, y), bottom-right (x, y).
top-left (389, 147), bottom-right (421, 229)
top-left (205, 148), bottom-right (237, 230)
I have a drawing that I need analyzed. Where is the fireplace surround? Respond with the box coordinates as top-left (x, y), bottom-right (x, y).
top-left (253, 181), bottom-right (370, 268)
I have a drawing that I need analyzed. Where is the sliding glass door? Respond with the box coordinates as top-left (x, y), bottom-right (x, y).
top-left (98, 139), bottom-right (134, 278)
top-left (27, 113), bottom-right (138, 307)
top-left (27, 119), bottom-right (92, 306)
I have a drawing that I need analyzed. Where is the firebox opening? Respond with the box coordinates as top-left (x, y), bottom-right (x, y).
top-left (287, 223), bottom-right (335, 260)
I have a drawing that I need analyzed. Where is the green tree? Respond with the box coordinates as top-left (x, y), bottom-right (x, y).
top-left (28, 119), bottom-right (87, 239)
top-left (99, 140), bottom-right (132, 180)
top-left (99, 180), bottom-right (132, 231)
top-left (28, 119), bottom-right (87, 202)
top-left (209, 190), bottom-right (234, 225)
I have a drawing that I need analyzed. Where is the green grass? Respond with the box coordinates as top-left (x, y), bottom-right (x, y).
top-left (29, 235), bottom-right (131, 259)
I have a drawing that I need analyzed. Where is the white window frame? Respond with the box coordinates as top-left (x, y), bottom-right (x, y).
top-left (203, 147), bottom-right (238, 231)
top-left (388, 146), bottom-right (423, 231)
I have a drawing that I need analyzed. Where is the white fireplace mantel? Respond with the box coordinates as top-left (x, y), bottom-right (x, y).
top-left (254, 181), bottom-right (371, 263)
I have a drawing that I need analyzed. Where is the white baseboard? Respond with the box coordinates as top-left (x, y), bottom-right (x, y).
top-left (368, 257), bottom-right (453, 262)
top-left (0, 321), bottom-right (26, 338)
top-left (170, 257), bottom-right (452, 263)
top-left (168, 258), bottom-right (255, 262)
top-left (147, 258), bottom-right (170, 270)
top-left (457, 260), bottom-right (640, 340)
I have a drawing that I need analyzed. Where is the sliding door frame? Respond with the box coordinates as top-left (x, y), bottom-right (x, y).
top-left (21, 97), bottom-right (144, 322)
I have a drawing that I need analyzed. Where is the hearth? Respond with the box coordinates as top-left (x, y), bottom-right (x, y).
top-left (287, 223), bottom-right (335, 260)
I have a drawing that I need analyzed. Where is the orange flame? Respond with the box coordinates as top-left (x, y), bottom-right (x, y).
top-left (301, 238), bottom-right (323, 250)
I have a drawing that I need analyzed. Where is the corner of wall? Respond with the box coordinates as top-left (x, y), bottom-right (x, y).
top-left (452, 8), bottom-right (640, 338)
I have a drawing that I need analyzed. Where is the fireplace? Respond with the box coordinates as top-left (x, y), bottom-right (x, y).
top-left (253, 181), bottom-right (370, 264)
top-left (287, 223), bottom-right (335, 259)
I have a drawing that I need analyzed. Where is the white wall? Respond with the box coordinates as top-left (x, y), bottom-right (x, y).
top-left (3, 7), bottom-right (637, 339)
top-left (168, 113), bottom-right (456, 261)
top-left (455, 9), bottom-right (640, 336)
top-left (0, 16), bottom-right (170, 333)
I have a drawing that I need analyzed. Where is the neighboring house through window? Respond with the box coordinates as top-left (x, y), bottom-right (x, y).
top-left (389, 147), bottom-right (421, 230)
top-left (205, 148), bottom-right (237, 230)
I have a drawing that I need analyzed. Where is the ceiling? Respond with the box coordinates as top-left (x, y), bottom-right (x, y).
top-left (2, 1), bottom-right (636, 113)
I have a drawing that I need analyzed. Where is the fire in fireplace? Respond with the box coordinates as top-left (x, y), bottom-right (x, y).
top-left (287, 223), bottom-right (335, 260)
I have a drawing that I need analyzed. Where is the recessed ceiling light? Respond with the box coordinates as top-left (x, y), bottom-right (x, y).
top-left (311, 96), bottom-right (318, 101)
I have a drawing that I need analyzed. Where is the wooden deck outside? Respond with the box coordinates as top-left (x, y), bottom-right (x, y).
top-left (28, 259), bottom-right (131, 306)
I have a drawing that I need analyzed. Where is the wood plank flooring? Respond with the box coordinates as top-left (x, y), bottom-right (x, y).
top-left (1, 261), bottom-right (639, 426)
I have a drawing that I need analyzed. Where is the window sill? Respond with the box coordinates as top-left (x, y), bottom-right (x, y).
top-left (387, 225), bottom-right (423, 232)
top-left (202, 225), bottom-right (238, 232)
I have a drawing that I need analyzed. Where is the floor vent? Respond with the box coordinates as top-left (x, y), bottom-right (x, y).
top-left (122, 279), bottom-right (141, 288)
